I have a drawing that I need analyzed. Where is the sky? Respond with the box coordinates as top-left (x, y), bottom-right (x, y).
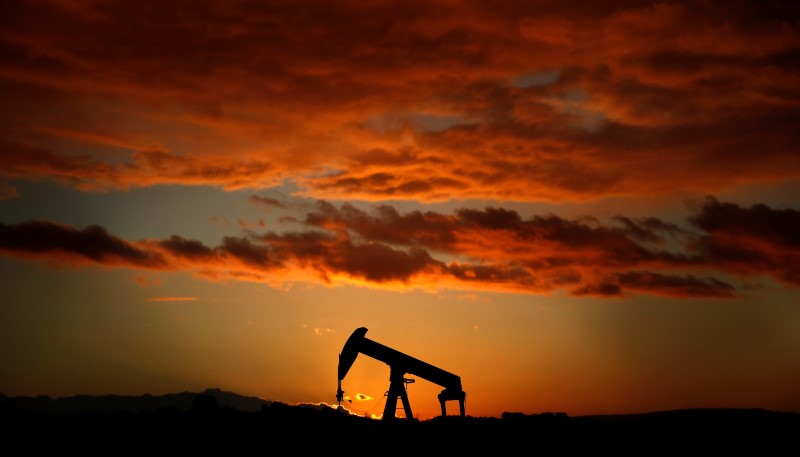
top-left (1, 0), bottom-right (799, 420)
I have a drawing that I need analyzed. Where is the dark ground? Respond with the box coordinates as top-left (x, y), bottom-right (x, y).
top-left (2, 391), bottom-right (797, 455)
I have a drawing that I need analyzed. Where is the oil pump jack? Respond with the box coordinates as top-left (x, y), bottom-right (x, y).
top-left (336, 327), bottom-right (466, 421)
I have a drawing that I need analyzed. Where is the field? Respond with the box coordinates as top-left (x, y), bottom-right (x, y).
top-left (2, 390), bottom-right (797, 455)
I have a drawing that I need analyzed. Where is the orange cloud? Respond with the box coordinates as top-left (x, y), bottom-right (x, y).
top-left (0, 1), bottom-right (796, 201)
top-left (1, 197), bottom-right (797, 298)
top-left (134, 275), bottom-right (161, 288)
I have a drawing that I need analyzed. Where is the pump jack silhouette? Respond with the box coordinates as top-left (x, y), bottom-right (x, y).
top-left (336, 327), bottom-right (466, 421)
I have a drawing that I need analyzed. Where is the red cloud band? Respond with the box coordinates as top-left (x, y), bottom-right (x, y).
top-left (1, 197), bottom-right (796, 298)
top-left (1, 1), bottom-right (798, 202)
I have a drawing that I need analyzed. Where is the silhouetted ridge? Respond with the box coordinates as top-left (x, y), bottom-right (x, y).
top-left (0, 387), bottom-right (270, 415)
top-left (2, 392), bottom-right (797, 454)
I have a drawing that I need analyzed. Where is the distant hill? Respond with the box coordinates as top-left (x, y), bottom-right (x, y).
top-left (2, 391), bottom-right (798, 454)
top-left (0, 387), bottom-right (271, 415)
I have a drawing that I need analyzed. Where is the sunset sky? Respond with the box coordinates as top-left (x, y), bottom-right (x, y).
top-left (1, 0), bottom-right (799, 419)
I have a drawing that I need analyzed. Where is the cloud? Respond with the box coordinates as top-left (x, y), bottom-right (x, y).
top-left (0, 220), bottom-right (165, 268)
top-left (249, 195), bottom-right (287, 209)
top-left (134, 275), bottom-right (161, 288)
top-left (573, 271), bottom-right (736, 298)
top-left (686, 196), bottom-right (800, 285)
top-left (258, 230), bottom-right (443, 284)
top-left (0, 1), bottom-right (797, 201)
top-left (158, 235), bottom-right (215, 260)
top-left (236, 218), bottom-right (266, 229)
top-left (0, 141), bottom-right (120, 190)
top-left (0, 141), bottom-right (278, 192)
top-left (0, 198), bottom-right (797, 298)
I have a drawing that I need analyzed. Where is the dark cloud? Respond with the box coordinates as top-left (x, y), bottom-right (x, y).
top-left (290, 198), bottom-right (799, 294)
top-left (303, 202), bottom-right (459, 249)
top-left (687, 197), bottom-right (800, 285)
top-left (571, 281), bottom-right (623, 297)
top-left (0, 141), bottom-right (119, 189)
top-left (316, 173), bottom-right (469, 199)
top-left (612, 216), bottom-right (685, 244)
top-left (617, 271), bottom-right (735, 298)
top-left (159, 235), bottom-right (215, 260)
top-left (220, 236), bottom-right (275, 268)
top-left (571, 271), bottom-right (735, 298)
top-left (447, 263), bottom-right (538, 288)
top-left (457, 207), bottom-right (523, 230)
top-left (0, 196), bottom-right (797, 297)
top-left (258, 229), bottom-right (443, 283)
top-left (291, 198), bottom-right (798, 294)
top-left (261, 231), bottom-right (337, 261)
top-left (690, 196), bottom-right (800, 250)
top-left (248, 195), bottom-right (286, 209)
top-left (0, 1), bottom-right (796, 201)
top-left (0, 141), bottom-right (277, 192)
top-left (0, 220), bottom-right (164, 267)
top-left (327, 244), bottom-right (441, 283)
